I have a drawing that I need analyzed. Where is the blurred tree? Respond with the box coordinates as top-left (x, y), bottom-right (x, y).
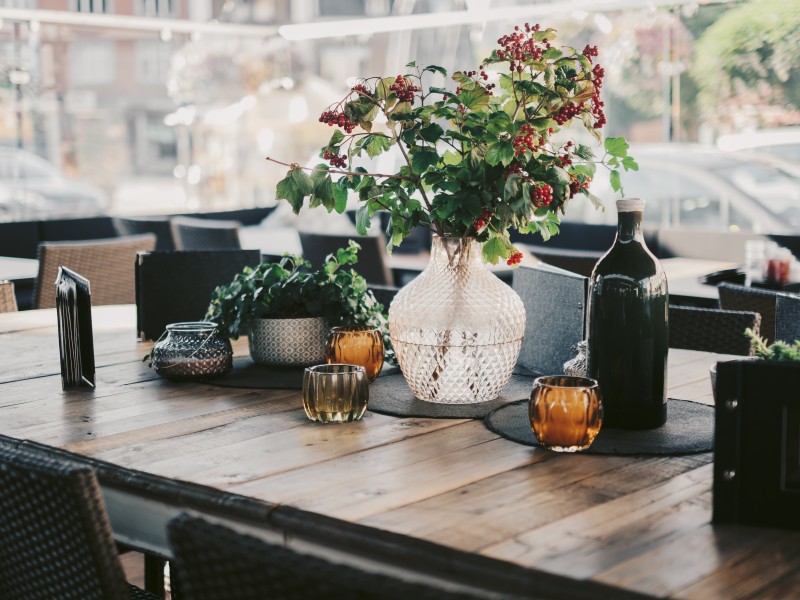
top-left (691, 0), bottom-right (800, 129)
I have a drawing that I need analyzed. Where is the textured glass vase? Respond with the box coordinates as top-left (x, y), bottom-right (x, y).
top-left (388, 236), bottom-right (526, 404)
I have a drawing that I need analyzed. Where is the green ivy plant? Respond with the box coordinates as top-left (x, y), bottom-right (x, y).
top-left (746, 328), bottom-right (800, 362)
top-left (271, 23), bottom-right (637, 265)
top-left (205, 241), bottom-right (392, 360)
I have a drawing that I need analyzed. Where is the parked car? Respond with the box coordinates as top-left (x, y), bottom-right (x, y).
top-left (565, 143), bottom-right (800, 234)
top-left (0, 148), bottom-right (108, 220)
top-left (717, 127), bottom-right (800, 162)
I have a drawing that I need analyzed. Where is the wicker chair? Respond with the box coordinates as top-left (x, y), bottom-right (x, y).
top-left (299, 232), bottom-right (394, 286)
top-left (34, 234), bottom-right (156, 309)
top-left (718, 282), bottom-right (780, 343)
top-left (168, 514), bottom-right (481, 600)
top-left (669, 305), bottom-right (761, 355)
top-left (170, 216), bottom-right (242, 250)
top-left (0, 445), bottom-right (158, 600)
top-left (113, 216), bottom-right (176, 251)
top-left (0, 280), bottom-right (17, 312)
top-left (776, 292), bottom-right (800, 343)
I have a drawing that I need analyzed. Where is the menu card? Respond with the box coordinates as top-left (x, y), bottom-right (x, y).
top-left (55, 266), bottom-right (95, 389)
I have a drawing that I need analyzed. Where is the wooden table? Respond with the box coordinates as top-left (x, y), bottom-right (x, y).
top-left (660, 258), bottom-right (738, 305)
top-left (2, 305), bottom-right (799, 599)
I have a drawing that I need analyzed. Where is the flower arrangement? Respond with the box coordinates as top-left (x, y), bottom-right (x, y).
top-left (270, 23), bottom-right (637, 265)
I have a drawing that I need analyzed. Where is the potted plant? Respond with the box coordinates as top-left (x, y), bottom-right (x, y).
top-left (206, 241), bottom-right (389, 367)
top-left (268, 23), bottom-right (636, 402)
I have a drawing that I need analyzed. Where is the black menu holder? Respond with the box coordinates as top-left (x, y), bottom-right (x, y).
top-left (136, 250), bottom-right (261, 341)
top-left (55, 267), bottom-right (95, 389)
top-left (714, 359), bottom-right (800, 529)
top-left (512, 263), bottom-right (588, 376)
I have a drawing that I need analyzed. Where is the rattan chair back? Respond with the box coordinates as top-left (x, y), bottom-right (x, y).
top-left (0, 280), bottom-right (17, 312)
top-left (168, 514), bottom-right (480, 600)
top-left (776, 292), bottom-right (800, 343)
top-left (34, 234), bottom-right (157, 309)
top-left (299, 232), bottom-right (393, 285)
top-left (718, 282), bottom-right (779, 343)
top-left (113, 216), bottom-right (176, 251)
top-left (0, 445), bottom-right (149, 600)
top-left (669, 305), bottom-right (761, 355)
top-left (170, 216), bottom-right (242, 250)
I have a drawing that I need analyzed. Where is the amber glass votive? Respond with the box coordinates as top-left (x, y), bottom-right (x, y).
top-left (303, 364), bottom-right (369, 423)
top-left (529, 376), bottom-right (603, 452)
top-left (325, 326), bottom-right (384, 383)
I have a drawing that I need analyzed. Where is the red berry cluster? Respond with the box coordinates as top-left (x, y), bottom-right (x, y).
top-left (582, 44), bottom-right (599, 62)
top-left (322, 151), bottom-right (347, 169)
top-left (474, 208), bottom-right (493, 231)
top-left (530, 183), bottom-right (553, 208)
top-left (554, 101), bottom-right (583, 125)
top-left (506, 250), bottom-right (523, 266)
top-left (590, 64), bottom-right (606, 129)
top-left (389, 75), bottom-right (419, 103)
top-left (569, 176), bottom-right (591, 197)
top-left (319, 109), bottom-right (356, 134)
top-left (512, 124), bottom-right (543, 156)
top-left (351, 83), bottom-right (370, 95)
top-left (497, 23), bottom-right (547, 73)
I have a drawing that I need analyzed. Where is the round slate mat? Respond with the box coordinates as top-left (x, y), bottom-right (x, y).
top-left (367, 372), bottom-right (533, 419)
top-left (208, 357), bottom-right (402, 390)
top-left (484, 398), bottom-right (713, 455)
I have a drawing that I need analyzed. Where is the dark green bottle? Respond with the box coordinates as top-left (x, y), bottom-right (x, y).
top-left (587, 198), bottom-right (668, 429)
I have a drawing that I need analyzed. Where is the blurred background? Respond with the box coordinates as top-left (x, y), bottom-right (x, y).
top-left (0, 0), bottom-right (796, 233)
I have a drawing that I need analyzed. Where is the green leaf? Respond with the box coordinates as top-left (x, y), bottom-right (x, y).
top-left (333, 180), bottom-right (349, 211)
top-left (276, 171), bottom-right (305, 214)
top-left (610, 169), bottom-right (622, 193)
top-left (355, 204), bottom-right (371, 235)
top-left (410, 147), bottom-right (440, 173)
top-left (419, 123), bottom-right (444, 143)
top-left (458, 86), bottom-right (491, 111)
top-left (327, 129), bottom-right (345, 147)
top-left (485, 140), bottom-right (515, 167)
top-left (423, 65), bottom-right (447, 76)
top-left (376, 77), bottom-right (396, 101)
top-left (481, 235), bottom-right (513, 265)
top-left (622, 156), bottom-right (639, 171)
top-left (312, 173), bottom-right (335, 210)
top-left (364, 134), bottom-right (392, 158)
top-left (291, 167), bottom-right (314, 195)
top-left (605, 136), bottom-right (630, 158)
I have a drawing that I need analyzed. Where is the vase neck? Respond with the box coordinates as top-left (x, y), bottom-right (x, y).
top-left (430, 236), bottom-right (482, 270)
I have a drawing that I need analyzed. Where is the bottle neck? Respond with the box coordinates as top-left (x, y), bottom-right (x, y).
top-left (616, 210), bottom-right (644, 244)
top-left (430, 235), bottom-right (483, 271)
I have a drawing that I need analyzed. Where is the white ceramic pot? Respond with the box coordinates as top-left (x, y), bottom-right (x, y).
top-left (248, 317), bottom-right (328, 367)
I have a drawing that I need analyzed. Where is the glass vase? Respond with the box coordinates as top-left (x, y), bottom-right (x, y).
top-left (388, 236), bottom-right (526, 404)
top-left (150, 321), bottom-right (233, 381)
top-left (325, 326), bottom-right (385, 383)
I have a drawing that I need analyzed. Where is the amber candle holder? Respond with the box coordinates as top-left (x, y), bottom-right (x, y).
top-left (303, 364), bottom-right (369, 423)
top-left (325, 326), bottom-right (384, 383)
top-left (529, 376), bottom-right (603, 452)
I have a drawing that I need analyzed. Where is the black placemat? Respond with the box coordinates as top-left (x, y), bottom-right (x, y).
top-left (208, 357), bottom-right (402, 390)
top-left (367, 372), bottom-right (533, 419)
top-left (484, 398), bottom-right (713, 455)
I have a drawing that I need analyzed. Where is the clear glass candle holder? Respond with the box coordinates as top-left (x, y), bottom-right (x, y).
top-left (303, 364), bottom-right (369, 423)
top-left (529, 375), bottom-right (603, 452)
top-left (325, 326), bottom-right (384, 383)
